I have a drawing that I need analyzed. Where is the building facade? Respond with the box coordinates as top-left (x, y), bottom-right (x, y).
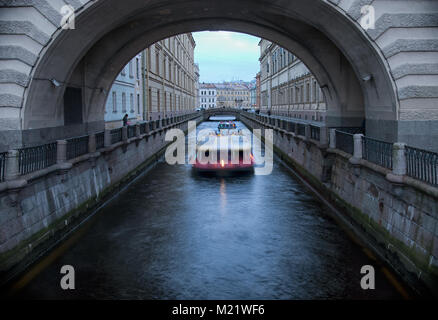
top-left (143, 33), bottom-right (197, 120)
top-left (194, 63), bottom-right (200, 109)
top-left (105, 33), bottom-right (197, 125)
top-left (259, 39), bottom-right (326, 122)
top-left (199, 84), bottom-right (217, 109)
top-left (200, 82), bottom-right (251, 109)
top-left (250, 82), bottom-right (256, 109)
top-left (104, 53), bottom-right (143, 128)
top-left (255, 72), bottom-right (261, 110)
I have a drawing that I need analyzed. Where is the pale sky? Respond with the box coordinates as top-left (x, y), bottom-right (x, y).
top-left (192, 31), bottom-right (260, 83)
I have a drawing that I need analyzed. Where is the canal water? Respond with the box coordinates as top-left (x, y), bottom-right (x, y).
top-left (10, 120), bottom-right (406, 299)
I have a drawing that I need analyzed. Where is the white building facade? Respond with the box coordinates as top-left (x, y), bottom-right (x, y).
top-left (199, 84), bottom-right (217, 109)
top-left (259, 39), bottom-right (326, 122)
top-left (104, 53), bottom-right (143, 128)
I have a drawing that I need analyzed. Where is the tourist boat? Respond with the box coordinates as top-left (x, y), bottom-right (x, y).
top-left (217, 121), bottom-right (236, 130)
top-left (193, 132), bottom-right (255, 173)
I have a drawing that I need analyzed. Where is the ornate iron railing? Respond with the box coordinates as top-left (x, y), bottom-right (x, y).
top-left (331, 127), bottom-right (364, 134)
top-left (110, 128), bottom-right (123, 144)
top-left (96, 132), bottom-right (105, 150)
top-left (297, 123), bottom-right (306, 136)
top-left (0, 152), bottom-right (6, 182)
top-left (335, 130), bottom-right (354, 154)
top-left (362, 136), bottom-right (393, 169)
top-left (66, 135), bottom-right (89, 160)
top-left (310, 125), bottom-right (320, 141)
top-left (127, 125), bottom-right (136, 138)
top-left (406, 146), bottom-right (438, 186)
top-left (18, 142), bottom-right (57, 175)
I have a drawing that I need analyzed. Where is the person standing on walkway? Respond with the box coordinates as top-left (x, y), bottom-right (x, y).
top-left (123, 114), bottom-right (129, 126)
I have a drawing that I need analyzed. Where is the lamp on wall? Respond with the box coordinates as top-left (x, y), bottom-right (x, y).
top-left (361, 74), bottom-right (373, 82)
top-left (50, 79), bottom-right (61, 87)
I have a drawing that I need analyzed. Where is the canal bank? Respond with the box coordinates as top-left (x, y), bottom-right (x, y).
top-left (239, 114), bottom-right (437, 298)
top-left (3, 120), bottom-right (415, 299)
top-left (0, 114), bottom-right (203, 288)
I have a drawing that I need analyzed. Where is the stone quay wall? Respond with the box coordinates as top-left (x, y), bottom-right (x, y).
top-left (0, 115), bottom-right (203, 283)
top-left (241, 113), bottom-right (438, 296)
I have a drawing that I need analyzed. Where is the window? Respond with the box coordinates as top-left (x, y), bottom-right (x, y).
top-left (157, 90), bottom-right (160, 112)
top-left (136, 58), bottom-right (139, 79)
top-left (112, 91), bottom-right (117, 112)
top-left (121, 66), bottom-right (126, 76)
top-left (137, 93), bottom-right (140, 114)
top-left (122, 92), bottom-right (126, 112)
top-left (313, 81), bottom-right (317, 102)
top-left (129, 61), bottom-right (133, 78)
top-left (156, 52), bottom-right (159, 74)
top-left (130, 93), bottom-right (134, 113)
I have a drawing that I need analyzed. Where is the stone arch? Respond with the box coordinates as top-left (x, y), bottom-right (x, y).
top-left (1, 0), bottom-right (437, 149)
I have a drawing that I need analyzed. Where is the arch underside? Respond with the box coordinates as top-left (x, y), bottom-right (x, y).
top-left (18, 0), bottom-right (401, 146)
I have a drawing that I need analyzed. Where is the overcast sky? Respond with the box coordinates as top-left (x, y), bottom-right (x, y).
top-left (192, 31), bottom-right (260, 83)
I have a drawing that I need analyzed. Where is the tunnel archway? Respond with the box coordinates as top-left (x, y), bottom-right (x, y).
top-left (18, 0), bottom-right (399, 145)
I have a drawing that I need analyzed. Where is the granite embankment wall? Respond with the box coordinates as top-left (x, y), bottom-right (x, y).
top-left (241, 114), bottom-right (438, 296)
top-left (0, 115), bottom-right (202, 282)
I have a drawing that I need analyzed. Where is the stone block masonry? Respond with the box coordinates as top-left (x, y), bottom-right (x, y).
top-left (0, 115), bottom-right (203, 284)
top-left (241, 114), bottom-right (438, 297)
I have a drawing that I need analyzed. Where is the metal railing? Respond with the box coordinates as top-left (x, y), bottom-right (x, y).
top-left (331, 127), bottom-right (364, 135)
top-left (335, 130), bottom-right (354, 154)
top-left (66, 135), bottom-right (89, 160)
top-left (127, 125), bottom-right (136, 138)
top-left (0, 152), bottom-right (6, 182)
top-left (110, 128), bottom-right (122, 144)
top-left (310, 125), bottom-right (320, 141)
top-left (406, 146), bottom-right (438, 186)
top-left (96, 132), bottom-right (105, 150)
top-left (362, 136), bottom-right (393, 169)
top-left (18, 142), bottom-right (57, 175)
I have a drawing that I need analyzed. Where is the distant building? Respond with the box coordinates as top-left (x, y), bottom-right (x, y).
top-left (199, 82), bottom-right (251, 109)
top-left (250, 82), bottom-right (257, 109)
top-left (259, 39), bottom-right (326, 121)
top-left (199, 83), bottom-right (217, 108)
top-left (104, 53), bottom-right (143, 129)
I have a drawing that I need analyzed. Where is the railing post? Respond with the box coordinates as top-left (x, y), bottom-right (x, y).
top-left (386, 142), bottom-right (406, 186)
top-left (329, 129), bottom-right (336, 149)
top-left (88, 134), bottom-right (96, 153)
top-left (392, 143), bottom-right (407, 176)
top-left (135, 124), bottom-right (141, 138)
top-left (56, 140), bottom-right (67, 164)
top-left (349, 134), bottom-right (363, 168)
top-left (4, 149), bottom-right (20, 181)
top-left (145, 121), bottom-right (150, 134)
top-left (122, 126), bottom-right (128, 142)
top-left (353, 134), bottom-right (363, 159)
top-left (104, 129), bottom-right (112, 147)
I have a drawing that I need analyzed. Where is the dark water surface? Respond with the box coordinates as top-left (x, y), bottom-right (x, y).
top-left (11, 121), bottom-right (405, 299)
